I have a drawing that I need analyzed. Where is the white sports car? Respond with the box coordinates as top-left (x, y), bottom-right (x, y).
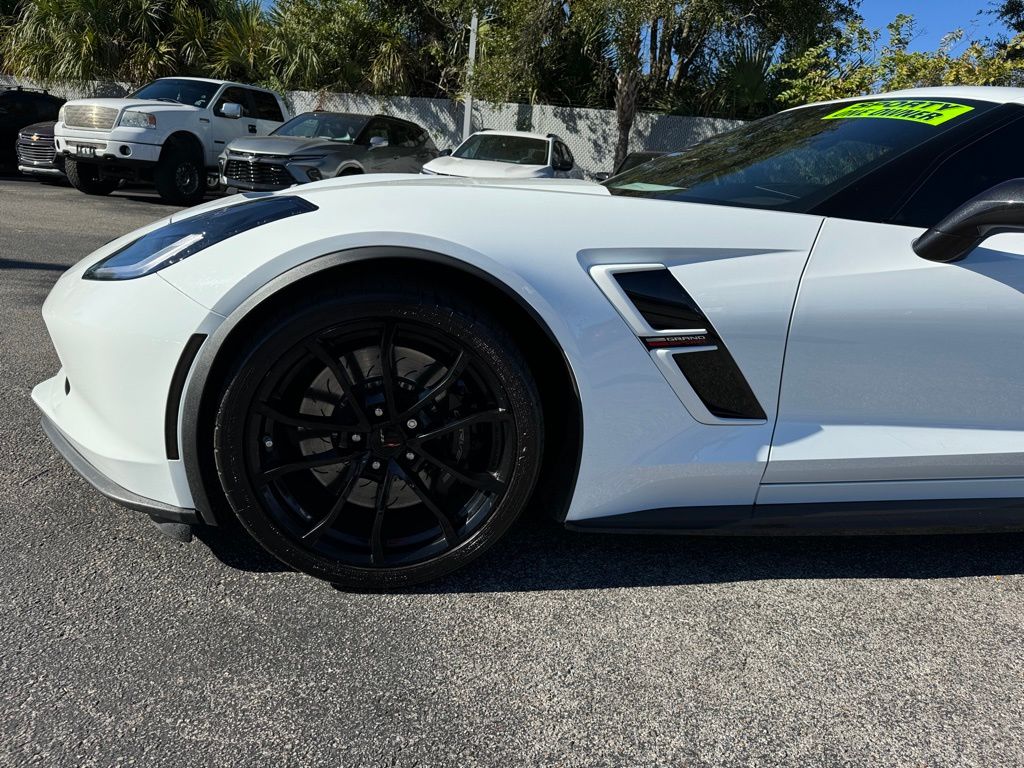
top-left (33, 87), bottom-right (1024, 589)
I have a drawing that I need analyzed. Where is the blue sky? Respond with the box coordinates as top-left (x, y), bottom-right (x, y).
top-left (859, 0), bottom-right (1010, 50)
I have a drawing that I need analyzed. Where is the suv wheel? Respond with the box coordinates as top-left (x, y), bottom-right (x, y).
top-left (154, 145), bottom-right (206, 206)
top-left (64, 158), bottom-right (118, 196)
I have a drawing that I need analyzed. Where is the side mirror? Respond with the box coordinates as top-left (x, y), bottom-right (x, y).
top-left (220, 102), bottom-right (242, 119)
top-left (553, 159), bottom-right (574, 172)
top-left (369, 136), bottom-right (389, 149)
top-left (593, 171), bottom-right (611, 182)
top-left (914, 179), bottom-right (1024, 263)
top-left (439, 148), bottom-right (452, 157)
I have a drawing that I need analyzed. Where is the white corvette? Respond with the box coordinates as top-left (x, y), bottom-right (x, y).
top-left (33, 87), bottom-right (1024, 588)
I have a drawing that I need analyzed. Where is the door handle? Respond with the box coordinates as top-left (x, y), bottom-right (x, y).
top-left (248, 124), bottom-right (257, 134)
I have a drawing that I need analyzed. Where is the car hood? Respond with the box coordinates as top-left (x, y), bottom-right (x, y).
top-left (225, 136), bottom-right (357, 156)
top-left (62, 97), bottom-right (202, 114)
top-left (422, 156), bottom-right (551, 178)
top-left (19, 121), bottom-right (56, 138)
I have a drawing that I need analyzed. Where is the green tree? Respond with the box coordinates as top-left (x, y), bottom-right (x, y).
top-left (779, 13), bottom-right (1024, 106)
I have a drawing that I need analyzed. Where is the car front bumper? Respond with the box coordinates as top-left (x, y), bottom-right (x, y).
top-left (31, 262), bottom-right (224, 523)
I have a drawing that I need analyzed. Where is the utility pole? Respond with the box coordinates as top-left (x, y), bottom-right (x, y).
top-left (463, 9), bottom-right (479, 141)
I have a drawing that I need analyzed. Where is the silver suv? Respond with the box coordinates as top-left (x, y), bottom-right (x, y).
top-left (219, 112), bottom-right (438, 191)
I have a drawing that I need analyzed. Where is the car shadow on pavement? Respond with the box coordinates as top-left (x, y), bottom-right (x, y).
top-left (416, 515), bottom-right (1024, 593)
top-left (193, 511), bottom-right (1024, 592)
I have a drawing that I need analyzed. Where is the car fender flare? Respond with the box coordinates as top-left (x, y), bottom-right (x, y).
top-left (335, 161), bottom-right (364, 176)
top-left (179, 245), bottom-right (583, 524)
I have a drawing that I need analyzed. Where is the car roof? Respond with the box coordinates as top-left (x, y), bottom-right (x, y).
top-left (153, 76), bottom-right (279, 95)
top-left (800, 86), bottom-right (1024, 111)
top-left (298, 111), bottom-right (424, 128)
top-left (469, 130), bottom-right (553, 142)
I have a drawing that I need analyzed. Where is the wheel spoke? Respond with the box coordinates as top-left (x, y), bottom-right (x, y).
top-left (400, 351), bottom-right (467, 419)
top-left (369, 470), bottom-right (393, 565)
top-left (413, 445), bottom-right (505, 494)
top-left (409, 408), bottom-right (511, 445)
top-left (255, 402), bottom-right (356, 434)
top-left (303, 456), bottom-right (368, 543)
top-left (261, 448), bottom-right (364, 482)
top-left (394, 461), bottom-right (458, 542)
top-left (306, 339), bottom-right (370, 429)
top-left (379, 322), bottom-right (398, 417)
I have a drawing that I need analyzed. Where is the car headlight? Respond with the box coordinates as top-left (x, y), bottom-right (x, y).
top-left (83, 196), bottom-right (318, 280)
top-left (119, 110), bottom-right (157, 129)
top-left (58, 105), bottom-right (67, 124)
top-left (288, 155), bottom-right (326, 163)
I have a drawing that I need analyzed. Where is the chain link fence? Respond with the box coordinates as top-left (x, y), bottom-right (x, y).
top-left (3, 74), bottom-right (740, 175)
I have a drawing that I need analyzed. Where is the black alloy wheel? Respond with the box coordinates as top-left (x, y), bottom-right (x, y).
top-left (213, 281), bottom-right (543, 589)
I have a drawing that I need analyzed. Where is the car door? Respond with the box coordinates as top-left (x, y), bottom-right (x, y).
top-left (357, 118), bottom-right (403, 173)
top-left (248, 89), bottom-right (286, 135)
top-left (764, 116), bottom-right (1024, 507)
top-left (210, 86), bottom-right (259, 164)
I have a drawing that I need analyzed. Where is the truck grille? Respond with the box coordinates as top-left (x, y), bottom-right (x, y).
top-left (17, 133), bottom-right (57, 165)
top-left (63, 105), bottom-right (119, 130)
top-left (224, 158), bottom-right (292, 188)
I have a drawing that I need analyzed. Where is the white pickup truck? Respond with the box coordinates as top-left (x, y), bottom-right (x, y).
top-left (54, 77), bottom-right (290, 205)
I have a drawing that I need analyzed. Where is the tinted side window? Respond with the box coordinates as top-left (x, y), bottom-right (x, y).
top-left (360, 119), bottom-right (390, 144)
top-left (250, 90), bottom-right (283, 122)
top-left (557, 142), bottom-right (573, 167)
top-left (391, 122), bottom-right (419, 148)
top-left (214, 87), bottom-right (253, 117)
top-left (893, 116), bottom-right (1024, 228)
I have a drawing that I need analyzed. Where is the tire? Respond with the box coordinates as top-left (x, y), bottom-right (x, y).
top-left (64, 157), bottom-right (118, 196)
top-left (337, 167), bottom-right (362, 177)
top-left (154, 144), bottom-right (206, 205)
top-left (212, 277), bottom-right (544, 589)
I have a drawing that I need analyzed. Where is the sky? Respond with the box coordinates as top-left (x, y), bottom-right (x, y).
top-left (858, 0), bottom-right (1011, 51)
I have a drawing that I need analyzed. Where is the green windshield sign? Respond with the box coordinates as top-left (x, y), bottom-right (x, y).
top-left (823, 100), bottom-right (974, 126)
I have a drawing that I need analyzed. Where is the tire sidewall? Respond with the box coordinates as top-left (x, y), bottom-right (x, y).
top-left (214, 293), bottom-right (543, 589)
top-left (155, 147), bottom-right (205, 205)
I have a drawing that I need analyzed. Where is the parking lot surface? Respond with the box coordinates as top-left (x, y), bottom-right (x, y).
top-left (3, 176), bottom-right (1024, 767)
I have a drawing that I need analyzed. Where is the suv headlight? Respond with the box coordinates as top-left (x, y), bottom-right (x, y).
top-left (58, 105), bottom-right (67, 124)
top-left (83, 196), bottom-right (318, 280)
top-left (119, 110), bottom-right (157, 129)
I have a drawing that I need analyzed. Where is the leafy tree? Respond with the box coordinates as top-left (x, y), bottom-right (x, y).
top-left (779, 13), bottom-right (1024, 106)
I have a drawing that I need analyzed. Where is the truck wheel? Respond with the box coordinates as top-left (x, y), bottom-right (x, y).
top-left (154, 145), bottom-right (206, 206)
top-left (65, 158), bottom-right (118, 196)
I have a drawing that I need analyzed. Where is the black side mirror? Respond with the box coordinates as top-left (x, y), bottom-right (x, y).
top-left (593, 171), bottom-right (611, 182)
top-left (439, 148), bottom-right (452, 156)
top-left (914, 178), bottom-right (1024, 263)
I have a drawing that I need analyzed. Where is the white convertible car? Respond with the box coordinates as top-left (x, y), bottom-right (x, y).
top-left (33, 87), bottom-right (1024, 588)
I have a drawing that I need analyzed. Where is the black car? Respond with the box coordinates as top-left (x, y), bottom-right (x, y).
top-left (16, 121), bottom-right (65, 180)
top-left (219, 112), bottom-right (438, 191)
top-left (0, 87), bottom-right (64, 170)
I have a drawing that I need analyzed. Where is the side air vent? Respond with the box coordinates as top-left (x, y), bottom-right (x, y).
top-left (612, 269), bottom-right (706, 330)
top-left (672, 349), bottom-right (766, 420)
top-left (608, 266), bottom-right (765, 422)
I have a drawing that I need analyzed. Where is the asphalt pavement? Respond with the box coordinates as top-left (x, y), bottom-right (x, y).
top-left (2, 175), bottom-right (1024, 768)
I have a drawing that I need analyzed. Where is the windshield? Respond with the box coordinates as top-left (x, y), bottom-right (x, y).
top-left (272, 112), bottom-right (367, 142)
top-left (606, 98), bottom-right (995, 211)
top-left (454, 134), bottom-right (549, 165)
top-left (130, 79), bottom-right (219, 108)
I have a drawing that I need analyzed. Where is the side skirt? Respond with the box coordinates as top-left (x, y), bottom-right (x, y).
top-left (566, 498), bottom-right (1024, 536)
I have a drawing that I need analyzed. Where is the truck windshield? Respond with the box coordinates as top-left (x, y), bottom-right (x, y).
top-left (130, 79), bottom-right (220, 108)
top-left (605, 98), bottom-right (995, 212)
top-left (272, 113), bottom-right (368, 142)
